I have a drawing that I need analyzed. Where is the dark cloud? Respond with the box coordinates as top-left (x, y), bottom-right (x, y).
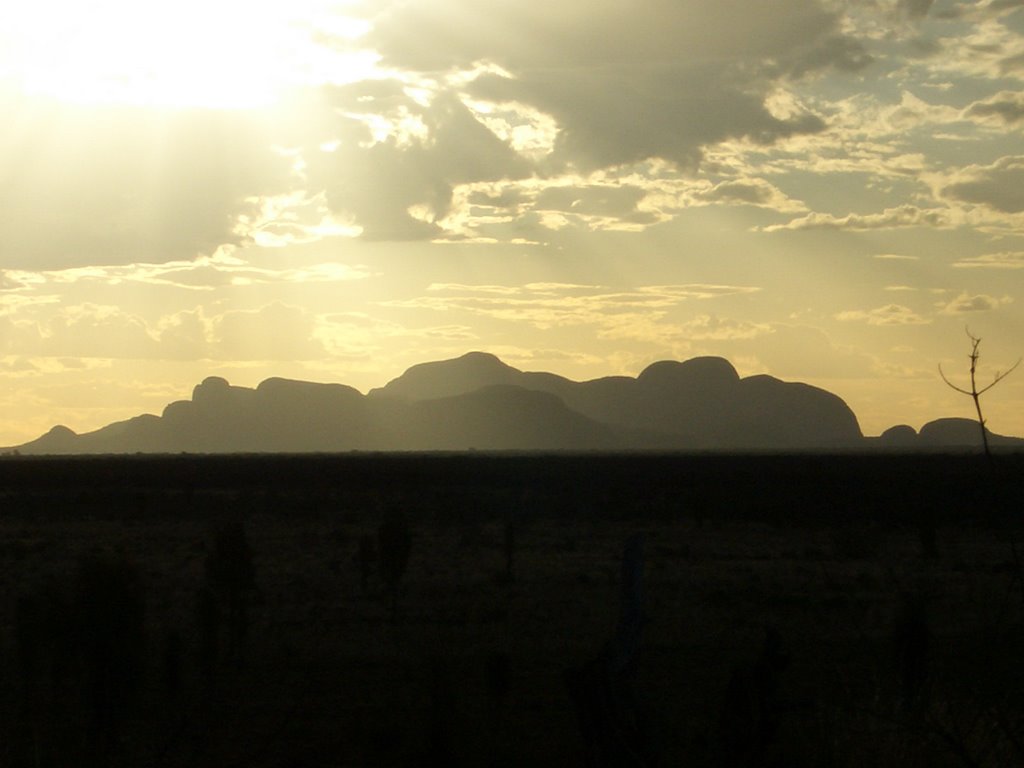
top-left (906, 36), bottom-right (943, 58)
top-left (306, 91), bottom-right (531, 239)
top-left (898, 0), bottom-right (934, 19)
top-left (942, 156), bottom-right (1024, 213)
top-left (999, 52), bottom-right (1024, 74)
top-left (367, 0), bottom-right (845, 71)
top-left (533, 185), bottom-right (647, 218)
top-left (989, 0), bottom-right (1024, 11)
top-left (364, 0), bottom-right (846, 172)
top-left (699, 181), bottom-right (774, 206)
top-left (471, 67), bottom-right (825, 172)
top-left (0, 95), bottom-right (295, 268)
top-left (466, 187), bottom-right (529, 210)
top-left (787, 35), bottom-right (874, 75)
top-left (964, 91), bottom-right (1024, 124)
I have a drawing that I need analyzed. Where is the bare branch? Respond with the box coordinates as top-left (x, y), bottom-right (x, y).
top-left (977, 357), bottom-right (1022, 396)
top-left (938, 364), bottom-right (973, 397)
top-left (940, 329), bottom-right (1019, 460)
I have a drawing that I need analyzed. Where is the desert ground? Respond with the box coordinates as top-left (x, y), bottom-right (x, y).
top-left (0, 453), bottom-right (1021, 767)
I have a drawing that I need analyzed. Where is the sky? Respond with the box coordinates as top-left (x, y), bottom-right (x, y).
top-left (1, 0), bottom-right (1024, 445)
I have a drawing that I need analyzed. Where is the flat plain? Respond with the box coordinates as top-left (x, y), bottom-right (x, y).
top-left (0, 453), bottom-right (1021, 767)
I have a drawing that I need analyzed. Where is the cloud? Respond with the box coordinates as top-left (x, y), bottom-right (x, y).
top-left (676, 314), bottom-right (773, 340)
top-left (209, 301), bottom-right (327, 360)
top-left (898, 0), bottom-right (934, 19)
top-left (156, 309), bottom-right (211, 361)
top-left (317, 311), bottom-right (479, 356)
top-left (304, 89), bottom-right (532, 240)
top-left (438, 169), bottom-right (808, 240)
top-left (4, 304), bottom-right (158, 359)
top-left (1, 250), bottom-right (371, 292)
top-left (937, 292), bottom-right (1012, 314)
top-left (637, 284), bottom-right (762, 299)
top-left (922, 15), bottom-right (1024, 80)
top-left (694, 179), bottom-right (807, 211)
top-left (361, 0), bottom-right (854, 174)
top-left (366, 0), bottom-right (852, 73)
top-left (1, 298), bottom-right (335, 363)
top-left (763, 204), bottom-right (955, 231)
top-left (988, 0), bottom-right (1024, 12)
top-left (470, 67), bottom-right (827, 173)
top-left (0, 1), bottom-right (868, 252)
top-left (835, 304), bottom-right (931, 325)
top-left (952, 251), bottom-right (1024, 269)
top-left (533, 184), bottom-right (648, 219)
top-left (963, 91), bottom-right (1024, 125)
top-left (940, 156), bottom-right (1024, 213)
top-left (384, 282), bottom-right (760, 331)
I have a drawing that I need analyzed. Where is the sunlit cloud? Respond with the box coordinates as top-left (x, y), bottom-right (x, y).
top-left (762, 204), bottom-right (957, 231)
top-left (952, 251), bottom-right (1024, 269)
top-left (924, 16), bottom-right (1024, 82)
top-left (385, 282), bottom-right (761, 332)
top-left (677, 314), bottom-right (774, 340)
top-left (938, 155), bottom-right (1024, 213)
top-left (962, 90), bottom-right (1024, 125)
top-left (210, 301), bottom-right (327, 361)
top-left (3, 251), bottom-right (371, 292)
top-left (835, 304), bottom-right (931, 325)
top-left (937, 292), bottom-right (1013, 314)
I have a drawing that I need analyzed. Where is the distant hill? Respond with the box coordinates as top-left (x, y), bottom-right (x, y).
top-left (371, 352), bottom-right (862, 450)
top-left (872, 418), bottom-right (1024, 451)
top-left (6, 351), bottom-right (1022, 454)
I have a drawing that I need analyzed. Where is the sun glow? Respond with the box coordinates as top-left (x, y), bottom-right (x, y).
top-left (0, 1), bottom-right (374, 109)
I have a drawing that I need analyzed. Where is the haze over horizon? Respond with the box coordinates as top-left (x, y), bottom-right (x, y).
top-left (2, 0), bottom-right (1024, 445)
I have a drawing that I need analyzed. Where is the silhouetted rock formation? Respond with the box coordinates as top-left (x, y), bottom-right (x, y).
top-left (401, 385), bottom-right (623, 451)
top-left (878, 424), bottom-right (919, 448)
top-left (372, 352), bottom-right (862, 450)
top-left (16, 350), bottom-right (1023, 454)
top-left (919, 418), bottom-right (992, 449)
top-left (870, 417), bottom-right (1024, 451)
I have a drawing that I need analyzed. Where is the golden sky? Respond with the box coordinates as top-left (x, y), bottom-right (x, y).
top-left (2, 0), bottom-right (1024, 444)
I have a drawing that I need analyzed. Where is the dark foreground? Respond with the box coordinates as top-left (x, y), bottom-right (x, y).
top-left (0, 452), bottom-right (1022, 767)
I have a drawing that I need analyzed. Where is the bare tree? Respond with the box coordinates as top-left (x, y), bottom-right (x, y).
top-left (939, 327), bottom-right (1020, 458)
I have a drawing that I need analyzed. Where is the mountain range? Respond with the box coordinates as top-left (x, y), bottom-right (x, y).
top-left (8, 352), bottom-right (1023, 454)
